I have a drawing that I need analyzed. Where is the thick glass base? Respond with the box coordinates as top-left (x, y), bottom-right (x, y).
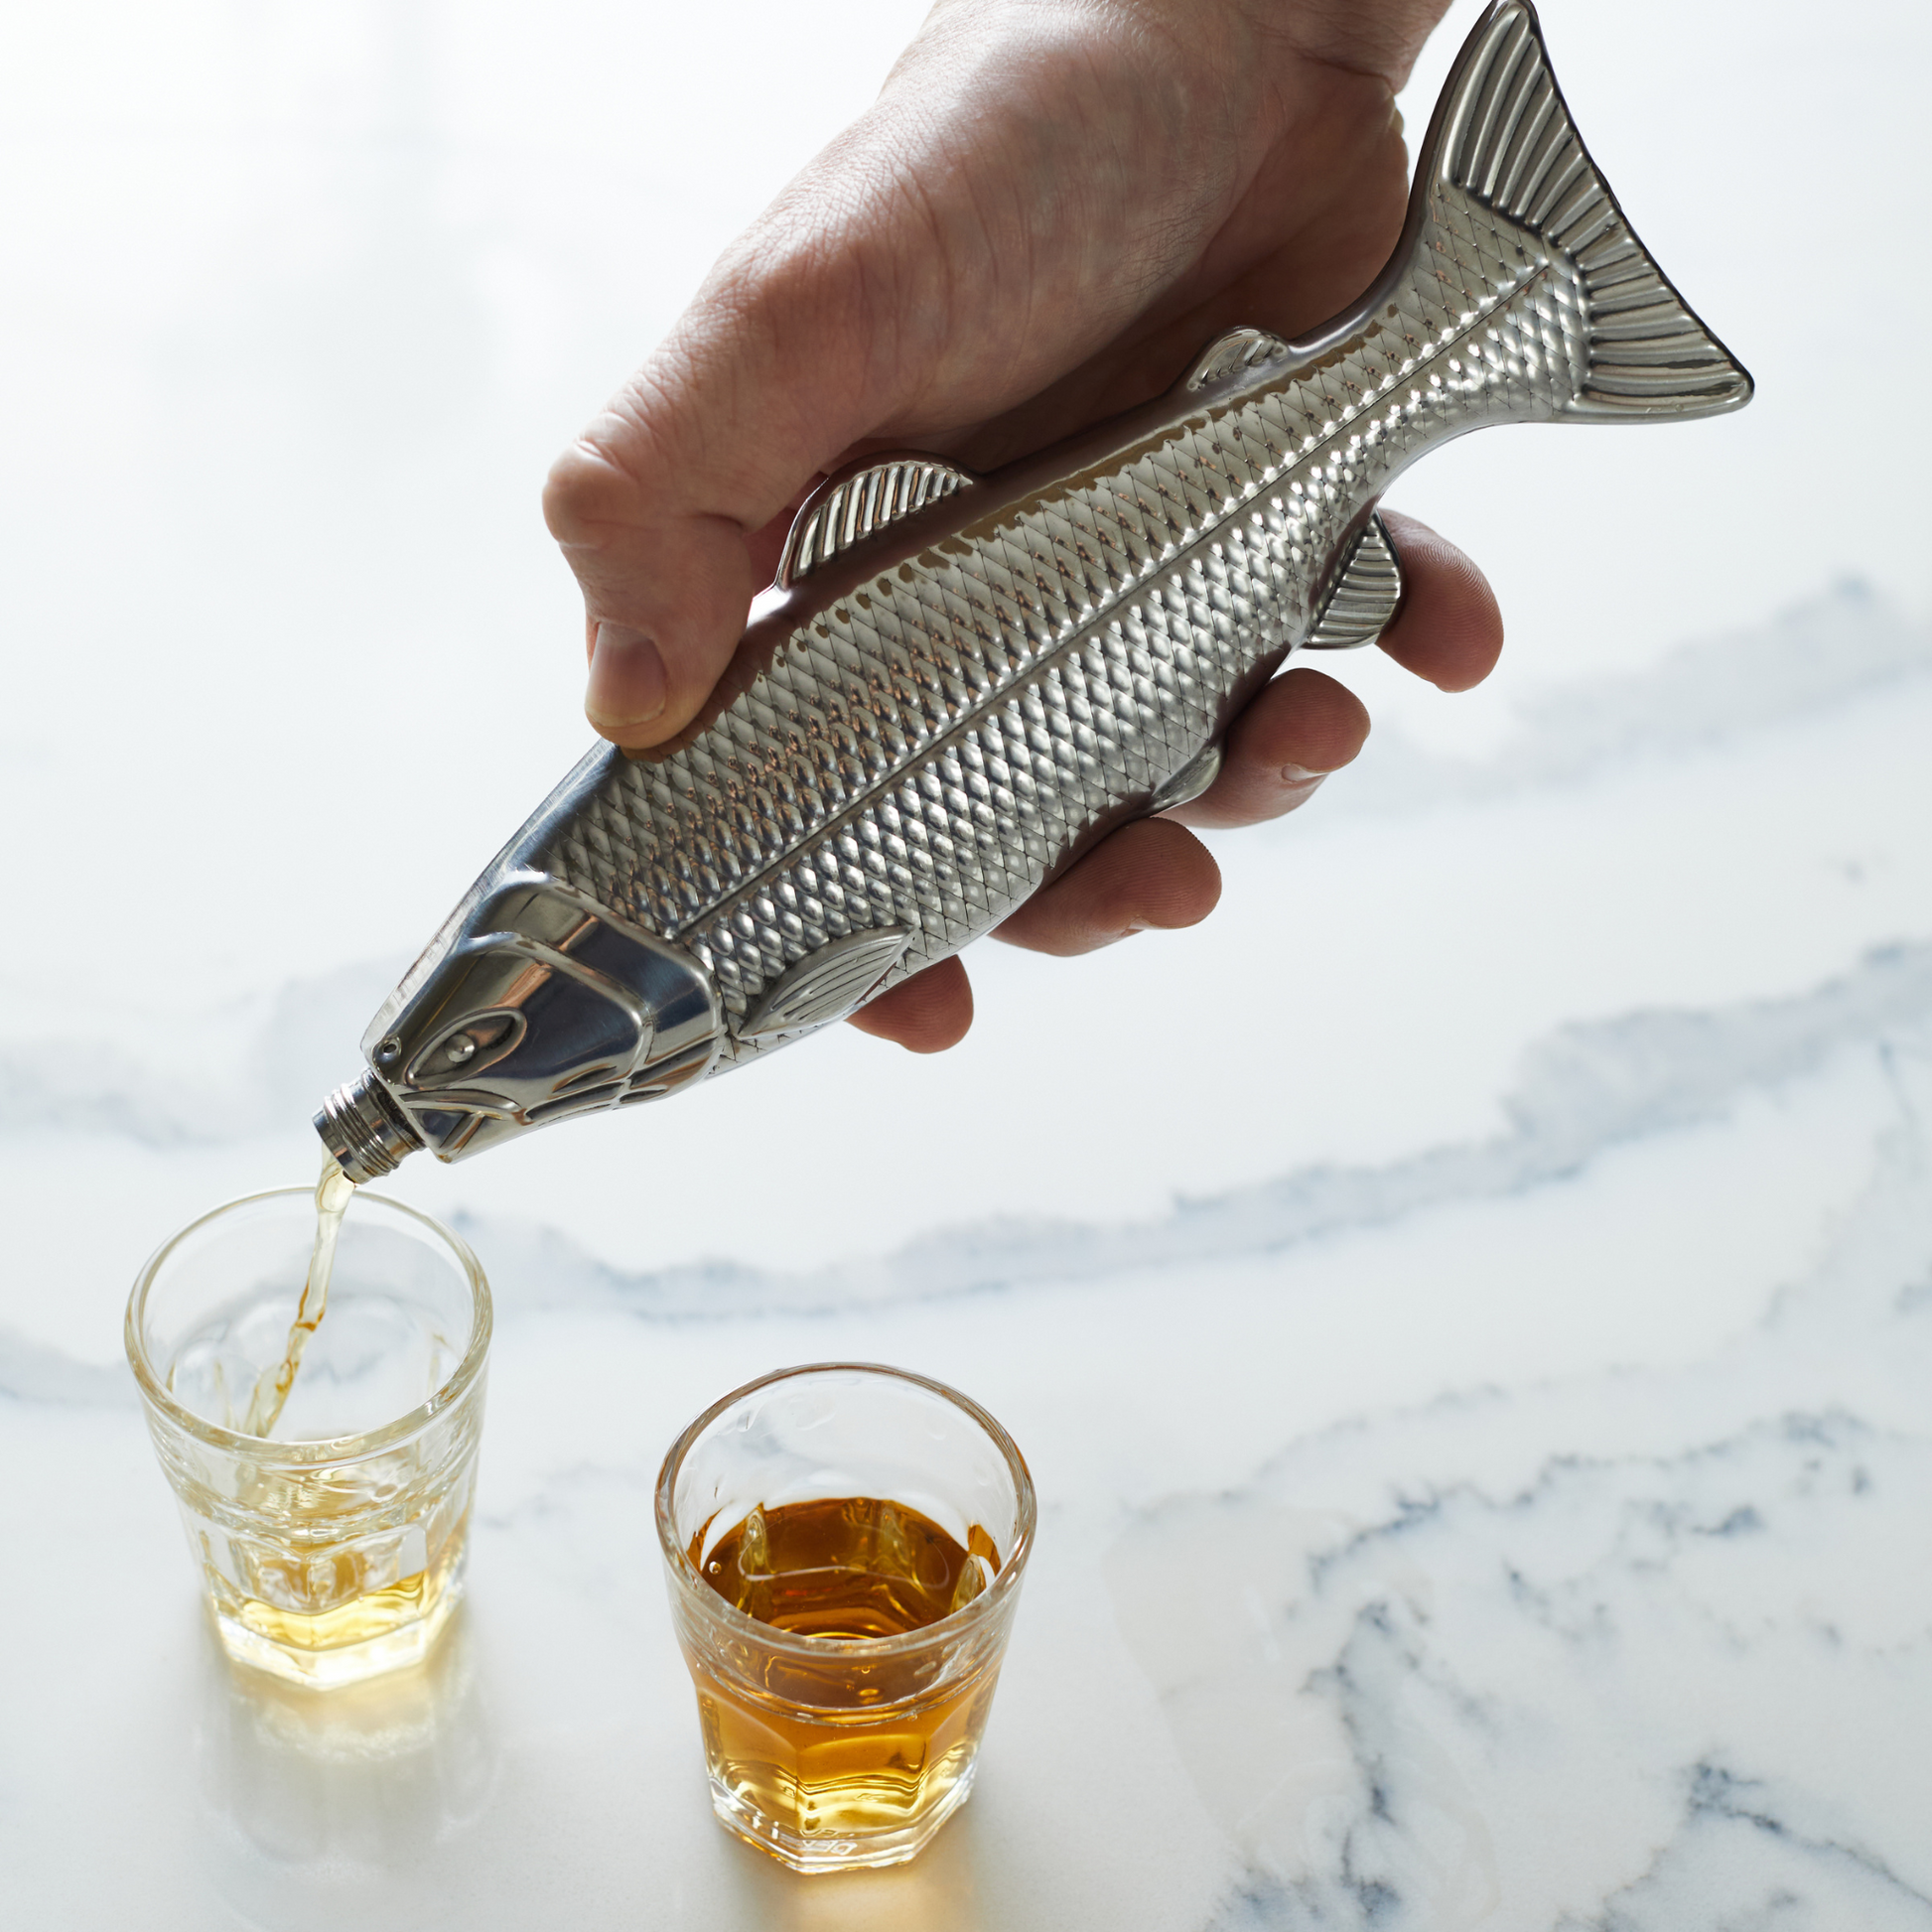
top-left (709, 1756), bottom-right (977, 1872)
top-left (210, 1566), bottom-right (464, 1689)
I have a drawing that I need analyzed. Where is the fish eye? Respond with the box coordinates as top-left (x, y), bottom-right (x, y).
top-left (405, 1011), bottom-right (525, 1086)
top-left (446, 1015), bottom-right (517, 1063)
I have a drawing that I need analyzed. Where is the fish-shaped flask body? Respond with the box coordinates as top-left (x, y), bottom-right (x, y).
top-left (319, 0), bottom-right (1750, 1182)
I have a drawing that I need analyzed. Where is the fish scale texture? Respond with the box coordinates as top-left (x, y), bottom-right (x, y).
top-left (543, 185), bottom-right (1581, 1061)
top-left (537, 0), bottom-right (1742, 1068)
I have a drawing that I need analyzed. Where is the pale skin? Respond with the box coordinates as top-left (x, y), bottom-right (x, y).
top-left (543, 0), bottom-right (1503, 1050)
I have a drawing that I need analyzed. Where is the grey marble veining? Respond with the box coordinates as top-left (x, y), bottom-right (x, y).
top-left (1109, 1054), bottom-right (1932, 1923)
top-left (6, 575), bottom-right (1932, 1928)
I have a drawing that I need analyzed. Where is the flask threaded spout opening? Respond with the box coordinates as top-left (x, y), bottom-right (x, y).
top-left (316, 1071), bottom-right (424, 1182)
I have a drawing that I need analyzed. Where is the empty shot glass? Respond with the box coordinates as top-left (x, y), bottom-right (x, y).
top-left (126, 1185), bottom-right (490, 1689)
top-left (655, 1362), bottom-right (1035, 1872)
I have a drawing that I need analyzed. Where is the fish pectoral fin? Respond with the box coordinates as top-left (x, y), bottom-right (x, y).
top-left (1182, 326), bottom-right (1289, 392)
top-left (1304, 514), bottom-right (1404, 650)
top-left (738, 925), bottom-right (916, 1042)
top-left (777, 455), bottom-right (978, 586)
top-left (1148, 742), bottom-right (1224, 815)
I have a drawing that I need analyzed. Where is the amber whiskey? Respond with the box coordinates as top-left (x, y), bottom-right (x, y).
top-left (683, 1496), bottom-right (1006, 1862)
top-left (203, 1512), bottom-right (471, 1687)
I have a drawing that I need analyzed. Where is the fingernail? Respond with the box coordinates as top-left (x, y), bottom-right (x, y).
top-left (586, 621), bottom-right (667, 732)
top-left (1280, 762), bottom-right (1330, 787)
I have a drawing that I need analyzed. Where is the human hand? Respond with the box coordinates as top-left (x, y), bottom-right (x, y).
top-left (543, 0), bottom-right (1503, 1050)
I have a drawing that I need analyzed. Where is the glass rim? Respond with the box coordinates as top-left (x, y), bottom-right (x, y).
top-left (124, 1182), bottom-right (493, 1464)
top-left (654, 1360), bottom-right (1036, 1663)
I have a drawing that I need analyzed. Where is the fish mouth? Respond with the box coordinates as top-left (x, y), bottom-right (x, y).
top-left (388, 1044), bottom-right (719, 1162)
top-left (317, 1071), bottom-right (424, 1182)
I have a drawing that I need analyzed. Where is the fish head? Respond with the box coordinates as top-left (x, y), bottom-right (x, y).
top-left (359, 878), bottom-right (722, 1164)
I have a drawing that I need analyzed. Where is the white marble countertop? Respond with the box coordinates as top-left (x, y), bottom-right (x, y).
top-left (5, 2), bottom-right (1932, 1926)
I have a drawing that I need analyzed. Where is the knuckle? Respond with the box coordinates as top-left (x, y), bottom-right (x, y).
top-left (542, 437), bottom-right (643, 546)
top-left (543, 377), bottom-right (688, 548)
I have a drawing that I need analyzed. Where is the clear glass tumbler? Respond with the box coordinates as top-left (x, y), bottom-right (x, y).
top-left (655, 1362), bottom-right (1035, 1872)
top-left (125, 1185), bottom-right (490, 1689)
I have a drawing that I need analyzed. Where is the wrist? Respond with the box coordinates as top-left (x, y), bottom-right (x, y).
top-left (1105, 0), bottom-right (1454, 90)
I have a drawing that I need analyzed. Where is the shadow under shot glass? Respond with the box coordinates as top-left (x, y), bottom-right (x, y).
top-left (655, 1363), bottom-right (1035, 1873)
top-left (125, 1186), bottom-right (490, 1689)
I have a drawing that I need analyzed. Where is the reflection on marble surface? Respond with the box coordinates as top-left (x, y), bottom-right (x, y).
top-left (4, 0), bottom-right (1932, 1924)
top-left (197, 1611), bottom-right (496, 1909)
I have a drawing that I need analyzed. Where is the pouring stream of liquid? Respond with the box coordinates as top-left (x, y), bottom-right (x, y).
top-left (240, 1153), bottom-right (356, 1438)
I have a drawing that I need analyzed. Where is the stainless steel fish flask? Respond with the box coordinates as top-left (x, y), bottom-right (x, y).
top-left (318, 0), bottom-right (1750, 1183)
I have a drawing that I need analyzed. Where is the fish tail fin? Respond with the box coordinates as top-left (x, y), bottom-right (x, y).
top-left (1405, 0), bottom-right (1752, 422)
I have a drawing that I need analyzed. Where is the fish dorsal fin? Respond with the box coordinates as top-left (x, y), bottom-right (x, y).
top-left (1183, 326), bottom-right (1289, 392)
top-left (777, 455), bottom-right (976, 587)
top-left (1305, 514), bottom-right (1404, 650)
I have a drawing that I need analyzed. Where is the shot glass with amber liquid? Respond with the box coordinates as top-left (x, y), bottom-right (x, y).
top-left (655, 1363), bottom-right (1035, 1871)
top-left (126, 1186), bottom-right (490, 1688)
